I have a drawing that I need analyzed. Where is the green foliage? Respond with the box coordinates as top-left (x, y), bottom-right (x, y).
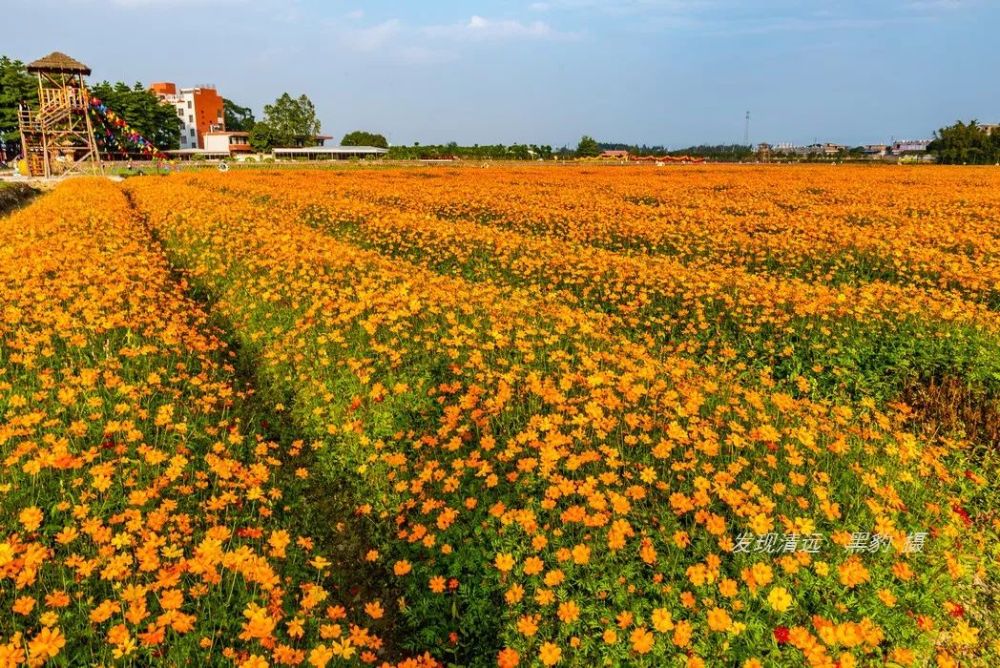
top-left (223, 97), bottom-right (255, 132)
top-left (598, 141), bottom-right (668, 155)
top-left (575, 134), bottom-right (600, 157)
top-left (928, 120), bottom-right (1000, 164)
top-left (666, 144), bottom-right (754, 160)
top-left (261, 93), bottom-right (321, 147)
top-left (597, 142), bottom-right (756, 161)
top-left (0, 56), bottom-right (37, 149)
top-left (90, 81), bottom-right (181, 151)
top-left (248, 121), bottom-right (280, 153)
top-left (341, 130), bottom-right (389, 148)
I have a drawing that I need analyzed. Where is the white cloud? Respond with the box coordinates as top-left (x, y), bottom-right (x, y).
top-left (342, 19), bottom-right (404, 52)
top-left (329, 13), bottom-right (575, 64)
top-left (423, 15), bottom-right (574, 41)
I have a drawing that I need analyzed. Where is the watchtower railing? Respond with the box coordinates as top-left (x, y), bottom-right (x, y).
top-left (18, 108), bottom-right (41, 132)
top-left (39, 87), bottom-right (88, 111)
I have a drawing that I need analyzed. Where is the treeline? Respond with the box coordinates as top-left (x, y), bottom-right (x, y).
top-left (90, 81), bottom-right (181, 153)
top-left (0, 56), bottom-right (36, 160)
top-left (599, 142), bottom-right (755, 161)
top-left (373, 138), bottom-right (753, 161)
top-left (386, 142), bottom-right (555, 160)
top-left (928, 120), bottom-right (1000, 165)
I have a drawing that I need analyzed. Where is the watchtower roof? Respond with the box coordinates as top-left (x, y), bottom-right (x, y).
top-left (26, 52), bottom-right (91, 75)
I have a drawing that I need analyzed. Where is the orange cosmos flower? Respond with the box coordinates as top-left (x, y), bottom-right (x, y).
top-left (630, 627), bottom-right (654, 654)
top-left (495, 553), bottom-right (515, 572)
top-left (539, 642), bottom-right (562, 666)
top-left (497, 647), bottom-right (520, 667)
top-left (19, 507), bottom-right (43, 532)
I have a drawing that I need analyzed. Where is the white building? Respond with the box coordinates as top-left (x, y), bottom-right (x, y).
top-left (150, 82), bottom-right (225, 149)
top-left (203, 131), bottom-right (251, 155)
top-left (891, 140), bottom-right (931, 154)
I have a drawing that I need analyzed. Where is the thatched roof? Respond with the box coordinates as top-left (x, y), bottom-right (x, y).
top-left (26, 52), bottom-right (91, 75)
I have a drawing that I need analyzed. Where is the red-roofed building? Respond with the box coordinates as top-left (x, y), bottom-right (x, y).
top-left (151, 82), bottom-right (225, 149)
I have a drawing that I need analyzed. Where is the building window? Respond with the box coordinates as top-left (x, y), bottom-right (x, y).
top-left (187, 100), bottom-right (192, 109)
top-left (190, 128), bottom-right (196, 137)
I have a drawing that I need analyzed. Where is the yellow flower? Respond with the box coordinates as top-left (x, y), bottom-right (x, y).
top-left (706, 607), bottom-right (732, 632)
top-left (952, 620), bottom-right (979, 646)
top-left (240, 656), bottom-right (268, 668)
top-left (308, 644), bottom-right (334, 668)
top-left (0, 543), bottom-right (15, 567)
top-left (876, 588), bottom-right (897, 608)
top-left (539, 642), bottom-right (562, 666)
top-left (651, 608), bottom-right (675, 632)
top-left (767, 587), bottom-right (793, 613)
top-left (557, 600), bottom-right (580, 624)
top-left (28, 627), bottom-right (65, 660)
top-left (18, 507), bottom-right (43, 532)
top-left (495, 553), bottom-right (515, 572)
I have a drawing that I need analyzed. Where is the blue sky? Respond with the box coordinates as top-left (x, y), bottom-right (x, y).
top-left (8, 1), bottom-right (998, 147)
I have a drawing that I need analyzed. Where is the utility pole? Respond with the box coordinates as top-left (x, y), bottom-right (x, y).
top-left (744, 110), bottom-right (750, 146)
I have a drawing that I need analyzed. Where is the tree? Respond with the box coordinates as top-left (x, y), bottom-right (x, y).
top-left (90, 81), bottom-right (181, 152)
top-left (249, 122), bottom-right (280, 153)
top-left (341, 130), bottom-right (388, 148)
top-left (928, 120), bottom-right (999, 164)
top-left (576, 135), bottom-right (601, 157)
top-left (0, 56), bottom-right (38, 158)
top-left (223, 98), bottom-right (255, 132)
top-left (262, 93), bottom-right (321, 147)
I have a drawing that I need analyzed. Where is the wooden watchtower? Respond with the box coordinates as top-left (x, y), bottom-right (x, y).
top-left (17, 52), bottom-right (103, 178)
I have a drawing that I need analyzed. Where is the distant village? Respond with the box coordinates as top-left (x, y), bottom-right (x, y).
top-left (754, 137), bottom-right (993, 162)
top-left (147, 80), bottom-right (1000, 164)
top-left (150, 81), bottom-right (386, 161)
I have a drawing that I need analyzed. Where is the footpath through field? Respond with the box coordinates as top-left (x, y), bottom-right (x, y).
top-left (0, 178), bottom-right (435, 668)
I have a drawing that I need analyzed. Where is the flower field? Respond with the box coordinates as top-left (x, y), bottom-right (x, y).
top-left (2, 166), bottom-right (998, 667)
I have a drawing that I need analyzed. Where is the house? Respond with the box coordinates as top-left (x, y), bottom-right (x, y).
top-left (272, 145), bottom-right (388, 160)
top-left (863, 144), bottom-right (888, 157)
top-left (891, 140), bottom-right (930, 154)
top-left (805, 143), bottom-right (847, 156)
top-left (598, 150), bottom-right (630, 160)
top-left (203, 131), bottom-right (251, 156)
top-left (150, 82), bottom-right (225, 150)
top-left (980, 123), bottom-right (999, 136)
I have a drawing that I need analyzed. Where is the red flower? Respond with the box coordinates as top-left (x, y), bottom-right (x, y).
top-left (774, 626), bottom-right (790, 644)
top-left (951, 503), bottom-right (972, 527)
